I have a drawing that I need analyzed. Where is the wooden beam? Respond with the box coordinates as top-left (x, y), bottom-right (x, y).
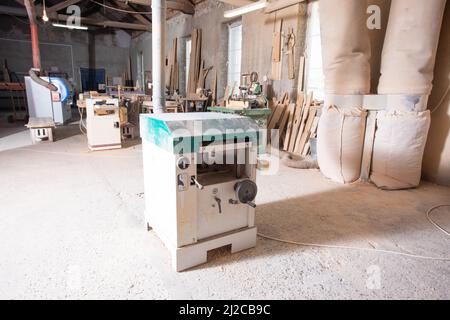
top-left (218, 0), bottom-right (254, 7)
top-left (166, 0), bottom-right (195, 14)
top-left (0, 5), bottom-right (150, 31)
top-left (47, 0), bottom-right (83, 14)
top-left (118, 0), bottom-right (150, 4)
top-left (112, 0), bottom-right (151, 25)
top-left (0, 5), bottom-right (25, 16)
top-left (264, 0), bottom-right (306, 14)
top-left (69, 14), bottom-right (151, 30)
top-left (117, 0), bottom-right (195, 15)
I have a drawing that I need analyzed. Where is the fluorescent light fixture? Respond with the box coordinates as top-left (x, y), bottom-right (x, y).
top-left (52, 23), bottom-right (88, 30)
top-left (224, 0), bottom-right (268, 18)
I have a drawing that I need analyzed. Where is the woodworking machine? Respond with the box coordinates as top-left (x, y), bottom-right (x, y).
top-left (86, 97), bottom-right (121, 151)
top-left (25, 76), bottom-right (72, 125)
top-left (140, 112), bottom-right (261, 271)
top-left (228, 71), bottom-right (266, 109)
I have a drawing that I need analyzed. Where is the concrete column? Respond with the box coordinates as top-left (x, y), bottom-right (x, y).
top-left (152, 0), bottom-right (166, 113)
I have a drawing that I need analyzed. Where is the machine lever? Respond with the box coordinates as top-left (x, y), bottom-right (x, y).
top-left (191, 177), bottom-right (204, 190)
top-left (247, 201), bottom-right (256, 208)
top-left (214, 197), bottom-right (222, 214)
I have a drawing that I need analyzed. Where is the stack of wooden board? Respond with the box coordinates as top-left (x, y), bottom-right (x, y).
top-left (267, 91), bottom-right (322, 157)
top-left (166, 38), bottom-right (179, 94)
top-left (187, 29), bottom-right (202, 95)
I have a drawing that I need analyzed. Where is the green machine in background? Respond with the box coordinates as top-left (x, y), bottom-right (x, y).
top-left (207, 106), bottom-right (271, 129)
top-left (207, 107), bottom-right (271, 154)
top-left (208, 72), bottom-right (271, 152)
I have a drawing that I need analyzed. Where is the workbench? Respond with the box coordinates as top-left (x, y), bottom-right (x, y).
top-left (142, 100), bottom-right (183, 113)
top-left (182, 96), bottom-right (208, 112)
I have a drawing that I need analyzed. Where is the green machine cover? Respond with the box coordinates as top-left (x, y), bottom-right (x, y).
top-left (140, 112), bottom-right (261, 154)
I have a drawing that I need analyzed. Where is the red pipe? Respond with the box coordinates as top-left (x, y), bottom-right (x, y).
top-left (23, 0), bottom-right (56, 91)
top-left (24, 0), bottom-right (41, 70)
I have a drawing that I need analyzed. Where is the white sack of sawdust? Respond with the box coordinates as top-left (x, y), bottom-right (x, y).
top-left (317, 105), bottom-right (367, 184)
top-left (370, 110), bottom-right (431, 190)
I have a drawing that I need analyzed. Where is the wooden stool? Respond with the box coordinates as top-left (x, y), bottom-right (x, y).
top-left (25, 117), bottom-right (56, 144)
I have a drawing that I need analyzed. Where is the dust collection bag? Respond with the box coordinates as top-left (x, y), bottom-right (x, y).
top-left (372, 0), bottom-right (445, 190)
top-left (317, 105), bottom-right (367, 184)
top-left (370, 111), bottom-right (431, 190)
top-left (319, 0), bottom-right (371, 94)
top-left (378, 0), bottom-right (447, 95)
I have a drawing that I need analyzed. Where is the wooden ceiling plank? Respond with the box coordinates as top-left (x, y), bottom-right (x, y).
top-left (47, 0), bottom-right (84, 14)
top-left (116, 0), bottom-right (195, 15)
top-left (217, 0), bottom-right (254, 7)
top-left (0, 5), bottom-right (150, 31)
top-left (111, 0), bottom-right (151, 25)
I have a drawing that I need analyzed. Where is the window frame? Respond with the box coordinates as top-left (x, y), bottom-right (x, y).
top-left (227, 21), bottom-right (243, 89)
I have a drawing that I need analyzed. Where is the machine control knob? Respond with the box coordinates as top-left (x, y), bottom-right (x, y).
top-left (177, 156), bottom-right (190, 170)
top-left (234, 180), bottom-right (258, 207)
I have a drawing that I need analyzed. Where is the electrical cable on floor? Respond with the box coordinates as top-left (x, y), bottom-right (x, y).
top-left (430, 83), bottom-right (450, 114)
top-left (78, 106), bottom-right (87, 135)
top-left (427, 204), bottom-right (450, 237)
top-left (258, 205), bottom-right (450, 262)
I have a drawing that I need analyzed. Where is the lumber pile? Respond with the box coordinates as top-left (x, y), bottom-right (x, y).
top-left (122, 56), bottom-right (133, 87)
top-left (268, 91), bottom-right (322, 156)
top-left (187, 29), bottom-right (202, 95)
top-left (166, 38), bottom-right (179, 94)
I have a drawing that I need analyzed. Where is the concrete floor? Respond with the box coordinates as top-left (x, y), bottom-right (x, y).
top-left (0, 117), bottom-right (449, 299)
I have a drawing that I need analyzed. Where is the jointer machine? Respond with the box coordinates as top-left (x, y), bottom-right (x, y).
top-left (140, 112), bottom-right (261, 271)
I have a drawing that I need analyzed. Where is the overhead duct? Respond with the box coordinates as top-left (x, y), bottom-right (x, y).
top-left (378, 0), bottom-right (447, 99)
top-left (23, 0), bottom-right (57, 91)
top-left (317, 0), bottom-right (370, 184)
top-left (370, 0), bottom-right (447, 190)
top-left (151, 0), bottom-right (166, 113)
top-left (23, 0), bottom-right (40, 70)
top-left (319, 0), bottom-right (371, 95)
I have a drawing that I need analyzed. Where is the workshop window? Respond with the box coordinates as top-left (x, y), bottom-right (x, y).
top-left (227, 23), bottom-right (242, 88)
top-left (304, 1), bottom-right (324, 100)
top-left (185, 38), bottom-right (191, 92)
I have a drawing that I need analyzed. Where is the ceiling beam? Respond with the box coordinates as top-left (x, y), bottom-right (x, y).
top-left (264, 0), bottom-right (306, 14)
top-left (76, 15), bottom-right (150, 30)
top-left (116, 0), bottom-right (195, 15)
top-left (112, 0), bottom-right (151, 25)
top-left (47, 0), bottom-right (83, 14)
top-left (217, 0), bottom-right (254, 6)
top-left (167, 0), bottom-right (195, 15)
top-left (0, 5), bottom-right (150, 31)
top-left (0, 5), bottom-right (24, 16)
